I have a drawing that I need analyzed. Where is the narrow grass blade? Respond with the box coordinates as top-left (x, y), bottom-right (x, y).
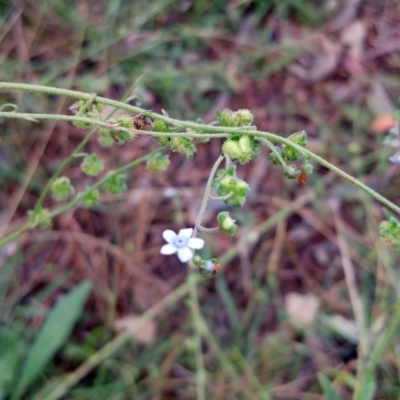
top-left (15, 281), bottom-right (92, 397)
top-left (0, 340), bottom-right (21, 400)
top-left (318, 373), bottom-right (339, 400)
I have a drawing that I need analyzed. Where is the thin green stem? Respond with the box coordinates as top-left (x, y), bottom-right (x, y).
top-left (209, 192), bottom-right (233, 201)
top-left (188, 271), bottom-right (206, 400)
top-left (196, 224), bottom-right (219, 233)
top-left (194, 154), bottom-right (225, 235)
top-left (259, 137), bottom-right (290, 173)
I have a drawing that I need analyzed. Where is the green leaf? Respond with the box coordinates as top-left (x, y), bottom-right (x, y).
top-left (16, 281), bottom-right (92, 397)
top-left (0, 338), bottom-right (21, 399)
top-left (357, 376), bottom-right (376, 400)
top-left (317, 373), bottom-right (339, 400)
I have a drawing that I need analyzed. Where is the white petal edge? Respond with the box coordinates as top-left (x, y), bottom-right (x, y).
top-left (188, 237), bottom-right (205, 250)
top-left (160, 244), bottom-right (177, 255)
top-left (178, 228), bottom-right (193, 239)
top-left (162, 230), bottom-right (177, 243)
top-left (177, 247), bottom-right (193, 263)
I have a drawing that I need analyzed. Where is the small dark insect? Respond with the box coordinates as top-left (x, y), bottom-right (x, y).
top-left (133, 114), bottom-right (154, 131)
top-left (297, 172), bottom-right (308, 185)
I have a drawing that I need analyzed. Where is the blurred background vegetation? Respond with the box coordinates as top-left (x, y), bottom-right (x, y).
top-left (1, 0), bottom-right (400, 399)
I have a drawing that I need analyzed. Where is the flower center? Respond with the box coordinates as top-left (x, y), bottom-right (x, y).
top-left (173, 236), bottom-right (189, 249)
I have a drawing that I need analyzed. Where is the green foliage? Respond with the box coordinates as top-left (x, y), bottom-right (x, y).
top-left (69, 99), bottom-right (103, 129)
top-left (318, 374), bottom-right (340, 400)
top-left (0, 331), bottom-right (22, 399)
top-left (104, 172), bottom-right (127, 195)
top-left (192, 256), bottom-right (220, 279)
top-left (222, 135), bottom-right (261, 164)
top-left (50, 177), bottom-right (75, 201)
top-left (0, 2), bottom-right (399, 398)
top-left (106, 115), bottom-right (137, 146)
top-left (283, 130), bottom-right (308, 162)
top-left (170, 137), bottom-right (197, 159)
top-left (217, 177), bottom-right (249, 207)
top-left (79, 187), bottom-right (100, 208)
top-left (28, 208), bottom-right (52, 229)
top-left (98, 131), bottom-right (114, 147)
top-left (217, 211), bottom-right (238, 235)
top-left (146, 153), bottom-right (170, 172)
top-left (217, 109), bottom-right (254, 127)
top-left (153, 119), bottom-right (170, 133)
top-left (380, 216), bottom-right (400, 250)
top-left (81, 153), bottom-right (104, 177)
top-left (16, 281), bottom-right (92, 397)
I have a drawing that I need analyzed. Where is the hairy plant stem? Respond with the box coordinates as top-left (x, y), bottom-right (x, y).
top-left (1, 82), bottom-right (400, 229)
top-left (194, 154), bottom-right (225, 235)
top-left (188, 271), bottom-right (206, 400)
top-left (6, 108), bottom-right (399, 217)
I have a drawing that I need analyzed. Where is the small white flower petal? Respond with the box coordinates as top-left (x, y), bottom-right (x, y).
top-left (178, 228), bottom-right (193, 239)
top-left (160, 243), bottom-right (177, 255)
top-left (177, 247), bottom-right (193, 262)
top-left (162, 230), bottom-right (177, 243)
top-left (188, 237), bottom-right (205, 250)
top-left (389, 154), bottom-right (400, 164)
top-left (205, 261), bottom-right (214, 271)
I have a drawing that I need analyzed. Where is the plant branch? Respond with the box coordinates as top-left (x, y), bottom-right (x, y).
top-left (1, 82), bottom-right (400, 217)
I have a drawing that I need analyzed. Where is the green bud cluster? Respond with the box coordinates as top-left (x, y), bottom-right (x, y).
top-left (104, 172), bottom-right (127, 195)
top-left (217, 211), bottom-right (238, 235)
top-left (267, 131), bottom-right (313, 183)
top-left (284, 165), bottom-right (298, 180)
top-left (28, 208), bottom-right (52, 229)
top-left (69, 99), bottom-right (103, 129)
top-left (212, 165), bottom-right (250, 207)
top-left (106, 115), bottom-right (137, 146)
top-left (380, 217), bottom-right (400, 250)
top-left (51, 177), bottom-right (75, 201)
top-left (222, 135), bottom-right (261, 164)
top-left (98, 131), bottom-right (114, 147)
top-left (81, 153), bottom-right (104, 176)
top-left (153, 120), bottom-right (201, 158)
top-left (170, 137), bottom-right (197, 159)
top-left (79, 187), bottom-right (100, 208)
top-left (146, 153), bottom-right (170, 172)
top-left (153, 120), bottom-right (171, 146)
top-left (192, 255), bottom-right (220, 279)
top-left (282, 131), bottom-right (308, 162)
top-left (268, 146), bottom-right (282, 166)
top-left (301, 163), bottom-right (313, 175)
top-left (217, 109), bottom-right (254, 127)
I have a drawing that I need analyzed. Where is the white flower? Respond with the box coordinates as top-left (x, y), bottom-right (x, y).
top-left (160, 228), bottom-right (204, 263)
top-left (389, 153), bottom-right (400, 164)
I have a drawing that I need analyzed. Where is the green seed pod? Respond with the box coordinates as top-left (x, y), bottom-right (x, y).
top-left (217, 211), bottom-right (238, 235)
